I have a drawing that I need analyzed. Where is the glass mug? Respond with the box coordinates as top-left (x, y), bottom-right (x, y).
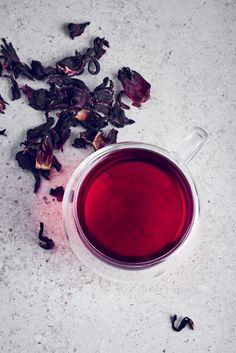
top-left (62, 127), bottom-right (208, 281)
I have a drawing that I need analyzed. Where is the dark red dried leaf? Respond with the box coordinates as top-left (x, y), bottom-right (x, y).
top-left (117, 67), bottom-right (151, 107)
top-left (50, 186), bottom-right (64, 201)
top-left (67, 22), bottom-right (90, 39)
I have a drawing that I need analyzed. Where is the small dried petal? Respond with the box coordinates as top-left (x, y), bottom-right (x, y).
top-left (75, 109), bottom-right (90, 121)
top-left (92, 131), bottom-right (106, 150)
top-left (15, 150), bottom-right (41, 192)
top-left (35, 135), bottom-right (53, 170)
top-left (108, 102), bottom-right (135, 127)
top-left (0, 128), bottom-right (6, 136)
top-left (38, 222), bottom-right (54, 250)
top-left (50, 186), bottom-right (64, 201)
top-left (21, 85), bottom-right (51, 111)
top-left (171, 315), bottom-right (195, 332)
top-left (52, 155), bottom-right (62, 171)
top-left (26, 116), bottom-right (54, 141)
top-left (1, 38), bottom-right (20, 66)
top-left (0, 61), bottom-right (3, 76)
top-left (0, 94), bottom-right (8, 114)
top-left (56, 52), bottom-right (84, 75)
top-left (117, 67), bottom-right (151, 107)
top-left (30, 61), bottom-right (58, 80)
top-left (11, 61), bottom-right (33, 80)
top-left (4, 74), bottom-right (21, 100)
top-left (72, 137), bottom-right (87, 148)
top-left (93, 37), bottom-right (109, 60)
top-left (67, 22), bottom-right (90, 39)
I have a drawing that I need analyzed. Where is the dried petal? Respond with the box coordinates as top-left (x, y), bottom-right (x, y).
top-left (117, 90), bottom-right (130, 110)
top-left (15, 150), bottom-right (41, 192)
top-left (38, 222), bottom-right (54, 250)
top-left (0, 128), bottom-right (6, 136)
top-left (67, 22), bottom-right (90, 39)
top-left (0, 61), bottom-right (3, 76)
top-left (21, 85), bottom-right (51, 110)
top-left (26, 116), bottom-right (54, 141)
top-left (93, 37), bottom-right (109, 60)
top-left (171, 315), bottom-right (195, 332)
top-left (56, 51), bottom-right (84, 75)
top-left (117, 67), bottom-right (151, 107)
top-left (1, 38), bottom-right (20, 66)
top-left (11, 61), bottom-right (33, 80)
top-left (0, 94), bottom-right (8, 114)
top-left (30, 61), bottom-right (58, 80)
top-left (72, 137), bottom-right (87, 148)
top-left (92, 77), bottom-right (114, 110)
top-left (50, 186), bottom-right (64, 201)
top-left (52, 155), bottom-right (62, 171)
top-left (108, 102), bottom-right (135, 127)
top-left (35, 135), bottom-right (53, 170)
top-left (4, 74), bottom-right (21, 100)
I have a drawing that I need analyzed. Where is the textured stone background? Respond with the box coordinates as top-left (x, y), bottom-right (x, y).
top-left (0, 0), bottom-right (235, 352)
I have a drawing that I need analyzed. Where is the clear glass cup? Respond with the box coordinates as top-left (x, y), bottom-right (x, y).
top-left (62, 127), bottom-right (208, 281)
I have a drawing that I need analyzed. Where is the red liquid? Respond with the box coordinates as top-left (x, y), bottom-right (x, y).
top-left (76, 148), bottom-right (193, 264)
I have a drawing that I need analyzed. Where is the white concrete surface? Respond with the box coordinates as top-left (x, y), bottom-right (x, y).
top-left (0, 0), bottom-right (236, 352)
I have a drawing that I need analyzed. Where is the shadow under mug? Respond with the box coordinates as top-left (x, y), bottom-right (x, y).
top-left (63, 127), bottom-right (208, 281)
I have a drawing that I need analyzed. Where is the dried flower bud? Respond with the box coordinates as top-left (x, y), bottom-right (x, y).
top-left (117, 67), bottom-right (151, 107)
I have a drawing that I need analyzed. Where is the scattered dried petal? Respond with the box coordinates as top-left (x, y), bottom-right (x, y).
top-left (117, 90), bottom-right (130, 110)
top-left (15, 150), bottom-right (41, 192)
top-left (30, 60), bottom-right (57, 80)
top-left (0, 94), bottom-right (8, 114)
top-left (171, 315), bottom-right (195, 332)
top-left (0, 61), bottom-right (3, 76)
top-left (67, 22), bottom-right (90, 39)
top-left (21, 85), bottom-right (51, 110)
top-left (50, 186), bottom-right (64, 201)
top-left (4, 74), bottom-right (21, 100)
top-left (35, 135), bottom-right (54, 170)
top-left (72, 137), bottom-right (87, 148)
top-left (26, 116), bottom-right (54, 141)
top-left (93, 37), bottom-right (109, 60)
top-left (117, 67), bottom-right (151, 107)
top-left (108, 102), bottom-right (135, 127)
top-left (0, 128), bottom-right (7, 136)
top-left (38, 222), bottom-right (54, 250)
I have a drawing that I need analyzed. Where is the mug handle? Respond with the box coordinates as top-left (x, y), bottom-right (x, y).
top-left (173, 127), bottom-right (208, 165)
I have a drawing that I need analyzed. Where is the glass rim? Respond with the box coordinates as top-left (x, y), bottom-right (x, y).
top-left (62, 141), bottom-right (200, 279)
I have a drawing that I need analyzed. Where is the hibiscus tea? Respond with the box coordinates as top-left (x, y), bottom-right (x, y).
top-left (75, 148), bottom-right (194, 265)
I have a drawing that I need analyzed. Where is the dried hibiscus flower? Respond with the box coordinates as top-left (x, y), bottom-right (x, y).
top-left (0, 94), bottom-right (8, 114)
top-left (117, 67), bottom-right (151, 107)
top-left (35, 134), bottom-right (54, 170)
top-left (93, 37), bottom-right (109, 60)
top-left (15, 150), bottom-right (41, 192)
top-left (38, 222), bottom-right (54, 250)
top-left (108, 102), bottom-right (134, 128)
top-left (4, 74), bottom-right (21, 100)
top-left (50, 186), bottom-right (64, 201)
top-left (73, 128), bottom-right (118, 150)
top-left (30, 60), bottom-right (58, 80)
top-left (67, 22), bottom-right (90, 39)
top-left (0, 38), bottom-right (33, 80)
top-left (21, 84), bottom-right (51, 111)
